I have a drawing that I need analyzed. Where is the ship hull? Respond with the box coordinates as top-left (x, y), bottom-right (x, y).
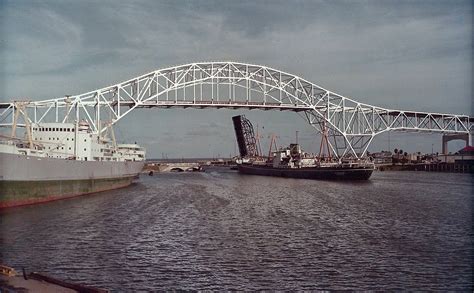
top-left (0, 152), bottom-right (144, 208)
top-left (0, 177), bottom-right (135, 208)
top-left (238, 164), bottom-right (374, 180)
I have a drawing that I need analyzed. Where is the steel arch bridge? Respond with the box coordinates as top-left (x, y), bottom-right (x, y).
top-left (1, 61), bottom-right (473, 159)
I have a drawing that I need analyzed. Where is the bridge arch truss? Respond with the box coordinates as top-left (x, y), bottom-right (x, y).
top-left (1, 61), bottom-right (472, 159)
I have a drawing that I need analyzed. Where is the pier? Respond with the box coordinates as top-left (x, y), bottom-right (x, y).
top-left (377, 162), bottom-right (473, 173)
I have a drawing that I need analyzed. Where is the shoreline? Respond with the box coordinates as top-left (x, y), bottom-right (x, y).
top-left (0, 266), bottom-right (107, 293)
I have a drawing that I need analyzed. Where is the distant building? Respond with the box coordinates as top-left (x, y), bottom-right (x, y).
top-left (437, 146), bottom-right (474, 164)
top-left (371, 151), bottom-right (393, 164)
top-left (458, 146), bottom-right (474, 155)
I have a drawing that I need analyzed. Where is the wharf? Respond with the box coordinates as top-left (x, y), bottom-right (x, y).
top-left (377, 162), bottom-right (473, 173)
top-left (0, 265), bottom-right (107, 293)
top-left (1, 275), bottom-right (75, 293)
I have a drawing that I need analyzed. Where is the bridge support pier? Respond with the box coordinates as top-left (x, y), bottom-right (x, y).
top-left (442, 133), bottom-right (471, 154)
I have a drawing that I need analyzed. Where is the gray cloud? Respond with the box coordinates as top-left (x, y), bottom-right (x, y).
top-left (0, 0), bottom-right (471, 157)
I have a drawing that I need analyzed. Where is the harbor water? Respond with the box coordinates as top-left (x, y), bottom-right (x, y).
top-left (1, 170), bottom-right (472, 291)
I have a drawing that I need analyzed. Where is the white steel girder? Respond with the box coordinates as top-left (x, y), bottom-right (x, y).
top-left (1, 61), bottom-right (473, 159)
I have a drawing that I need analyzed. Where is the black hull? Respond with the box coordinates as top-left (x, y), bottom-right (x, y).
top-left (238, 164), bottom-right (374, 180)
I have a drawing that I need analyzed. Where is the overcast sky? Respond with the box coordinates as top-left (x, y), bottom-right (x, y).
top-left (1, 0), bottom-right (472, 157)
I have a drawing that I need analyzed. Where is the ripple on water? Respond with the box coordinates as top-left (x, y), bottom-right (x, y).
top-left (0, 171), bottom-right (472, 291)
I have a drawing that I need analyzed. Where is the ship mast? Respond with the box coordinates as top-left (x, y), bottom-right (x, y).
top-left (318, 120), bottom-right (332, 160)
top-left (267, 133), bottom-right (279, 159)
top-left (11, 102), bottom-right (34, 149)
top-left (254, 124), bottom-right (263, 157)
top-left (101, 121), bottom-right (118, 151)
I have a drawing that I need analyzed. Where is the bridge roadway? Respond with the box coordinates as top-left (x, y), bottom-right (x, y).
top-left (130, 100), bottom-right (474, 123)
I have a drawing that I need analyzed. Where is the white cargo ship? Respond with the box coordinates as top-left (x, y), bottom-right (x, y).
top-left (0, 121), bottom-right (145, 208)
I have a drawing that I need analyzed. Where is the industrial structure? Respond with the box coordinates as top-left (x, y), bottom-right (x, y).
top-left (232, 115), bottom-right (259, 158)
top-left (1, 61), bottom-right (473, 159)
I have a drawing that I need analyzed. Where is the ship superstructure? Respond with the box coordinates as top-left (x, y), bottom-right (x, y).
top-left (10, 121), bottom-right (145, 162)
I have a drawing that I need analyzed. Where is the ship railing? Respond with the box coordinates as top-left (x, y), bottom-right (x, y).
top-left (340, 161), bottom-right (375, 168)
top-left (0, 139), bottom-right (16, 146)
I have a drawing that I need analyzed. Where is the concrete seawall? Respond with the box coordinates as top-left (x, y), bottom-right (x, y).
top-left (377, 163), bottom-right (473, 173)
